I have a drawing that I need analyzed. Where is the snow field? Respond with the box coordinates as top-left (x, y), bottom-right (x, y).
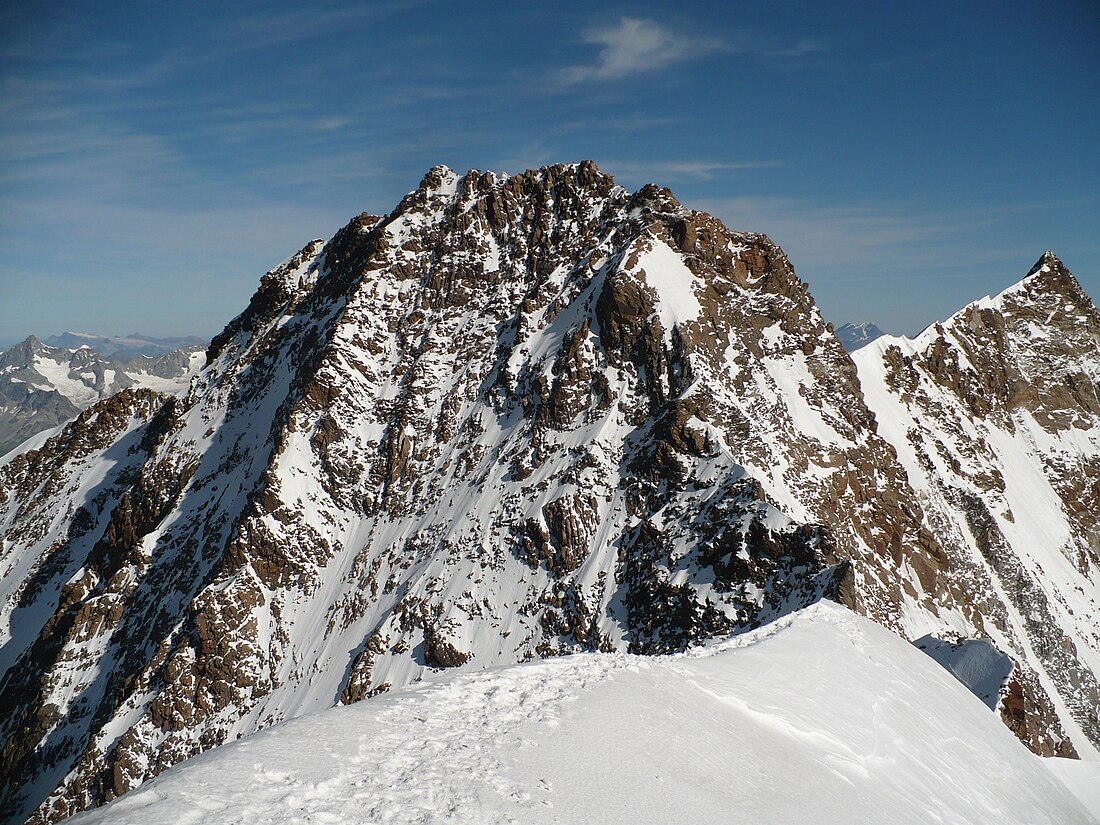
top-left (69, 603), bottom-right (1096, 825)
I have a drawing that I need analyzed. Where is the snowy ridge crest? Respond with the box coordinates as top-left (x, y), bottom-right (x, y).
top-left (67, 604), bottom-right (1100, 825)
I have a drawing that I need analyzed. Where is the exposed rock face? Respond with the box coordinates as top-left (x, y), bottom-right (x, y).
top-left (0, 336), bottom-right (205, 455)
top-left (854, 252), bottom-right (1100, 759)
top-left (0, 166), bottom-right (1095, 822)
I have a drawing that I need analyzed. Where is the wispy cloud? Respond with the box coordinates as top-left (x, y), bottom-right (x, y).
top-left (213, 1), bottom-right (428, 52)
top-left (698, 195), bottom-right (982, 272)
top-left (557, 17), bottom-right (723, 83)
top-left (603, 160), bottom-right (782, 182)
top-left (556, 17), bottom-right (827, 84)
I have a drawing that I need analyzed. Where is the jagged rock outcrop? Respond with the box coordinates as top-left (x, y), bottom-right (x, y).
top-left (0, 166), bottom-right (1095, 823)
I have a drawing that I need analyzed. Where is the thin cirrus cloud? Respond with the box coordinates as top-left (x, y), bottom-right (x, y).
top-left (701, 195), bottom-right (981, 268)
top-left (604, 160), bottom-right (782, 182)
top-left (556, 17), bottom-right (826, 84)
top-left (557, 17), bottom-right (723, 83)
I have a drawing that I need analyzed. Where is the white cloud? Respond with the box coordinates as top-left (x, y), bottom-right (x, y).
top-left (558, 18), bottom-right (723, 83)
top-left (603, 160), bottom-right (781, 182)
top-left (556, 18), bottom-right (828, 84)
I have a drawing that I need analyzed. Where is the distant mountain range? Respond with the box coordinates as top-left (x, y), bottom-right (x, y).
top-left (0, 335), bottom-right (205, 455)
top-left (42, 332), bottom-right (206, 359)
top-left (1, 163), bottom-right (1097, 824)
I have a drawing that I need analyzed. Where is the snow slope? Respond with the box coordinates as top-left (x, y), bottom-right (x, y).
top-left (68, 603), bottom-right (1095, 825)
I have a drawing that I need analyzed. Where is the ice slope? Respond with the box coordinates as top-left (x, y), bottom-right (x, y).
top-left (852, 253), bottom-right (1100, 757)
top-left (67, 603), bottom-right (1095, 825)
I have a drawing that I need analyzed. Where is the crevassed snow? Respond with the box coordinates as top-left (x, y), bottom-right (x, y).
top-left (68, 603), bottom-right (1095, 825)
top-left (28, 355), bottom-right (100, 406)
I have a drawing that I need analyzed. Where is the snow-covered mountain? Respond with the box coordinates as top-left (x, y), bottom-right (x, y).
top-left (63, 603), bottom-right (1100, 825)
top-left (853, 251), bottom-right (1100, 757)
top-left (0, 163), bottom-right (1097, 823)
top-left (834, 321), bottom-right (886, 351)
top-left (0, 336), bottom-right (205, 455)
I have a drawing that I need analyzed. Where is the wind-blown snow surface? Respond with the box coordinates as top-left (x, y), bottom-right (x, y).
top-left (67, 604), bottom-right (1095, 825)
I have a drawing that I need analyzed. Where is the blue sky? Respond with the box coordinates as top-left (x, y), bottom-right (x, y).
top-left (1, 0), bottom-right (1097, 344)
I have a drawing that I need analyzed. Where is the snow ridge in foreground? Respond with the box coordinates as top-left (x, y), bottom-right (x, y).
top-left (70, 603), bottom-right (1097, 825)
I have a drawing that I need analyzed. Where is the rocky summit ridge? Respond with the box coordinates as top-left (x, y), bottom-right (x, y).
top-left (0, 163), bottom-right (1097, 823)
top-left (854, 250), bottom-right (1100, 757)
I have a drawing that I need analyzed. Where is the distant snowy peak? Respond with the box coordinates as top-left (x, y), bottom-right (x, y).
top-left (834, 321), bottom-right (886, 351)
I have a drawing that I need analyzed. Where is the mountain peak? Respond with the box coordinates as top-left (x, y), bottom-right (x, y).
top-left (1031, 249), bottom-right (1065, 273)
top-left (4, 166), bottom-right (1098, 822)
top-left (1007, 250), bottom-right (1091, 309)
top-left (834, 322), bottom-right (886, 351)
top-left (416, 164), bottom-right (459, 195)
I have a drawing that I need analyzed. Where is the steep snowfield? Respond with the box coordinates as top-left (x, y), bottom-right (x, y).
top-left (68, 603), bottom-right (1095, 825)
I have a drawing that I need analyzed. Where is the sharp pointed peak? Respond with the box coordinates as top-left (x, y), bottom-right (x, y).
top-left (1027, 250), bottom-right (1067, 277)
